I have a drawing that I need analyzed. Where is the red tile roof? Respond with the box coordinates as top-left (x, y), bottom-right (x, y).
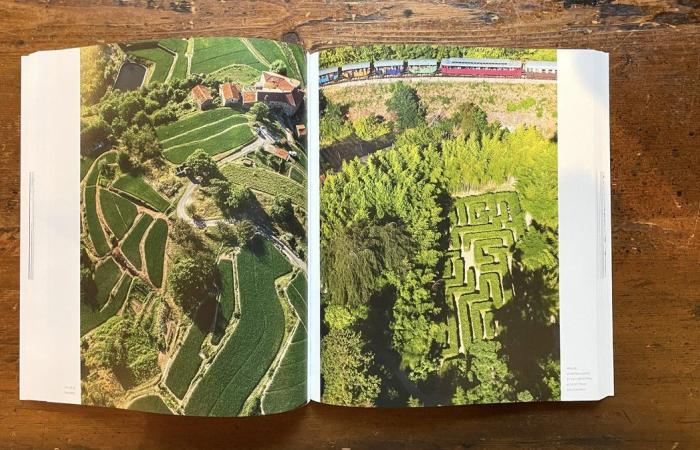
top-left (220, 83), bottom-right (240, 101)
top-left (242, 90), bottom-right (257, 104)
top-left (260, 72), bottom-right (301, 91)
top-left (191, 85), bottom-right (212, 104)
top-left (265, 146), bottom-right (290, 160)
top-left (257, 90), bottom-right (304, 109)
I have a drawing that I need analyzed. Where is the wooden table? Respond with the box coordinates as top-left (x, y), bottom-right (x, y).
top-left (1, 1), bottom-right (698, 448)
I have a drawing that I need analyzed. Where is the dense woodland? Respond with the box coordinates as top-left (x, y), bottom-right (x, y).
top-left (320, 80), bottom-right (560, 407)
top-left (320, 45), bottom-right (557, 68)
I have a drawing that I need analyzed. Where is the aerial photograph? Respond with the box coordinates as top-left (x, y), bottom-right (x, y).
top-left (79, 37), bottom-right (307, 416)
top-left (318, 45), bottom-right (560, 407)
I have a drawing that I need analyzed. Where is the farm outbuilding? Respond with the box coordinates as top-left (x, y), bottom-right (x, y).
top-left (190, 85), bottom-right (214, 110)
top-left (219, 83), bottom-right (241, 107)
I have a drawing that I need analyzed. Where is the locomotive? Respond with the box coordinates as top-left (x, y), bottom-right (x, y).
top-left (319, 57), bottom-right (557, 85)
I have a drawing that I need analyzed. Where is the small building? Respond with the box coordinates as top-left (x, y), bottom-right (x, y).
top-left (373, 59), bottom-right (404, 76)
top-left (190, 84), bottom-right (213, 110)
top-left (264, 146), bottom-right (291, 161)
top-left (242, 88), bottom-right (257, 107)
top-left (254, 72), bottom-right (304, 116)
top-left (340, 62), bottom-right (371, 80)
top-left (219, 82), bottom-right (241, 107)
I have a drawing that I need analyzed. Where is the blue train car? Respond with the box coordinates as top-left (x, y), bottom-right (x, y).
top-left (373, 59), bottom-right (405, 77)
top-left (319, 67), bottom-right (339, 85)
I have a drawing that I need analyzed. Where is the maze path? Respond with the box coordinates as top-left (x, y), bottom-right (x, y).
top-left (442, 192), bottom-right (525, 356)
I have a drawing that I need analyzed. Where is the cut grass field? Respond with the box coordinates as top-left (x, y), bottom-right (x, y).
top-left (128, 395), bottom-right (172, 414)
top-left (288, 273), bottom-right (307, 329)
top-left (248, 38), bottom-right (299, 79)
top-left (99, 189), bottom-right (138, 240)
top-left (212, 259), bottom-right (235, 344)
top-left (190, 37), bottom-right (266, 74)
top-left (81, 273), bottom-right (131, 336)
top-left (93, 257), bottom-right (122, 309)
top-left (184, 239), bottom-right (291, 416)
top-left (165, 298), bottom-right (217, 399)
top-left (156, 109), bottom-right (241, 141)
top-left (144, 218), bottom-right (168, 287)
top-left (113, 174), bottom-right (170, 212)
top-left (222, 163), bottom-right (306, 207)
top-left (126, 45), bottom-right (174, 84)
top-left (121, 214), bottom-right (154, 270)
top-left (80, 156), bottom-right (95, 181)
top-left (261, 324), bottom-right (306, 414)
top-left (161, 115), bottom-right (248, 149)
top-left (160, 38), bottom-right (189, 80)
top-left (163, 124), bottom-right (255, 164)
top-left (84, 186), bottom-right (110, 256)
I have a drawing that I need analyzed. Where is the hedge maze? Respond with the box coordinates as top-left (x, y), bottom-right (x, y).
top-left (442, 192), bottom-right (525, 357)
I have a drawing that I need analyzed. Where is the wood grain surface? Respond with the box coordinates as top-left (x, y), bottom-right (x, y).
top-left (1, 1), bottom-right (699, 448)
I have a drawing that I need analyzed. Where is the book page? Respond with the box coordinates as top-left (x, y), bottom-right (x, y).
top-left (22, 36), bottom-right (309, 416)
top-left (313, 45), bottom-right (610, 407)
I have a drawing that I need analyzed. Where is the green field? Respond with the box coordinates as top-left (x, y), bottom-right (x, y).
top-left (81, 273), bottom-right (131, 336)
top-left (163, 124), bottom-right (254, 164)
top-left (126, 45), bottom-right (175, 84)
top-left (84, 151), bottom-right (116, 188)
top-left (165, 298), bottom-right (217, 399)
top-left (113, 174), bottom-right (170, 212)
top-left (121, 214), bottom-right (154, 270)
top-left (289, 166), bottom-right (305, 185)
top-left (212, 259), bottom-right (236, 344)
top-left (80, 156), bottom-right (95, 181)
top-left (161, 115), bottom-right (249, 148)
top-left (156, 109), bottom-right (240, 141)
top-left (190, 37), bottom-right (266, 74)
top-left (288, 273), bottom-right (307, 329)
top-left (290, 45), bottom-right (306, 84)
top-left (144, 218), bottom-right (168, 287)
top-left (93, 257), bottom-right (122, 309)
top-left (99, 189), bottom-right (138, 240)
top-left (261, 324), bottom-right (306, 414)
top-left (83, 186), bottom-right (110, 256)
top-left (222, 164), bottom-right (306, 207)
top-left (248, 38), bottom-right (299, 79)
top-left (184, 239), bottom-right (291, 416)
top-left (161, 38), bottom-right (189, 80)
top-left (128, 395), bottom-right (173, 414)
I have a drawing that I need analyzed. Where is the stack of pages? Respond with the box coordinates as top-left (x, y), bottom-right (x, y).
top-left (20, 37), bottom-right (612, 416)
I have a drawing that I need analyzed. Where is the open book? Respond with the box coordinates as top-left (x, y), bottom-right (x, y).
top-left (20, 37), bottom-right (612, 416)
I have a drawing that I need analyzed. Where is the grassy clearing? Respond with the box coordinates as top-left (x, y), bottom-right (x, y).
top-left (84, 186), bottom-right (110, 255)
top-left (222, 163), bottom-right (306, 207)
top-left (144, 218), bottom-right (168, 287)
top-left (262, 324), bottom-right (306, 413)
top-left (113, 174), bottom-right (170, 212)
top-left (164, 124), bottom-right (255, 164)
top-left (191, 37), bottom-right (266, 74)
top-left (184, 239), bottom-right (291, 416)
top-left (128, 395), bottom-right (172, 414)
top-left (160, 38), bottom-right (189, 80)
top-left (99, 189), bottom-right (138, 240)
top-left (165, 298), bottom-right (217, 399)
top-left (214, 64), bottom-right (260, 85)
top-left (121, 214), bottom-right (153, 270)
top-left (248, 38), bottom-right (300, 79)
top-left (127, 46), bottom-right (175, 84)
top-left (81, 273), bottom-right (131, 336)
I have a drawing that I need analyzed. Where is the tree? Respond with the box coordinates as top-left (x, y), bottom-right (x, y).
top-left (120, 125), bottom-right (161, 162)
top-left (184, 149), bottom-right (219, 183)
top-left (270, 195), bottom-right (294, 223)
top-left (80, 119), bottom-right (111, 155)
top-left (226, 185), bottom-right (254, 213)
top-left (168, 255), bottom-right (216, 313)
top-left (352, 114), bottom-right (391, 141)
top-left (450, 102), bottom-right (490, 138)
top-left (321, 328), bottom-right (381, 407)
top-left (215, 221), bottom-right (238, 247)
top-left (385, 82), bottom-right (425, 130)
top-left (269, 59), bottom-right (287, 75)
top-left (250, 102), bottom-right (270, 122)
top-left (234, 219), bottom-right (256, 247)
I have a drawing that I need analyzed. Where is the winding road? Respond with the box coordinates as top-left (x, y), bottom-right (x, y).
top-left (175, 135), bottom-right (306, 272)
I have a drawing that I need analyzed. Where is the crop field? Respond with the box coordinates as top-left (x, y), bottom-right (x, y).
top-left (190, 37), bottom-right (266, 74)
top-left (128, 395), bottom-right (172, 414)
top-left (99, 189), bottom-right (138, 240)
top-left (93, 257), bottom-right (122, 309)
top-left (290, 45), bottom-right (306, 84)
top-left (144, 218), bottom-right (168, 287)
top-left (184, 239), bottom-right (291, 416)
top-left (288, 273), bottom-right (307, 329)
top-left (222, 164), bottom-right (306, 207)
top-left (84, 151), bottom-right (116, 188)
top-left (248, 38), bottom-right (299, 80)
top-left (80, 156), bottom-right (94, 181)
top-left (163, 124), bottom-right (255, 164)
top-left (161, 115), bottom-right (248, 148)
top-left (84, 186), bottom-right (110, 256)
top-left (213, 259), bottom-right (236, 343)
top-left (156, 108), bottom-right (240, 141)
top-left (126, 45), bottom-right (175, 84)
top-left (81, 274), bottom-right (131, 336)
top-left (121, 214), bottom-right (154, 270)
top-left (261, 324), bottom-right (306, 414)
top-left (113, 174), bottom-right (170, 212)
top-left (165, 298), bottom-right (217, 399)
top-left (160, 38), bottom-right (189, 80)
top-left (442, 192), bottom-right (525, 355)
top-left (289, 166), bottom-right (305, 185)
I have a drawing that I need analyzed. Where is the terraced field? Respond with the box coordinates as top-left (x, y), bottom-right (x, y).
top-left (126, 45), bottom-right (175, 84)
top-left (190, 37), bottom-right (266, 74)
top-left (442, 192), bottom-right (525, 356)
top-left (84, 186), bottom-right (110, 256)
top-left (121, 214), bottom-right (154, 270)
top-left (212, 259), bottom-right (236, 344)
top-left (81, 273), bottom-right (132, 336)
top-left (221, 163), bottom-right (306, 207)
top-left (288, 273), bottom-right (307, 329)
top-left (144, 218), bottom-right (168, 287)
top-left (262, 324), bottom-right (306, 414)
top-left (156, 108), bottom-right (241, 141)
top-left (113, 174), bottom-right (170, 212)
top-left (160, 38), bottom-right (189, 80)
top-left (248, 38), bottom-right (300, 80)
top-left (184, 240), bottom-right (291, 416)
top-left (128, 395), bottom-right (172, 414)
top-left (99, 189), bottom-right (138, 240)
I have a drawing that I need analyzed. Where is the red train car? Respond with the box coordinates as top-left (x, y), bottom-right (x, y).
top-left (440, 58), bottom-right (523, 78)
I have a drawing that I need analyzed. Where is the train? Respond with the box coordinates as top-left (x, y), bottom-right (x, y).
top-left (319, 58), bottom-right (557, 85)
